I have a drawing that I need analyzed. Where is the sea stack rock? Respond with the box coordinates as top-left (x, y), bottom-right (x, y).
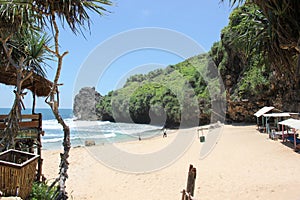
top-left (73, 87), bottom-right (101, 120)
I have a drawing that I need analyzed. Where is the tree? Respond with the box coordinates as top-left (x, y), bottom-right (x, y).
top-left (210, 3), bottom-right (271, 100)
top-left (222, 0), bottom-right (300, 88)
top-left (0, 0), bottom-right (112, 199)
top-left (0, 14), bottom-right (52, 150)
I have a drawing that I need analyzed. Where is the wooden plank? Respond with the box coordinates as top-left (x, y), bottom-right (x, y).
top-left (19, 121), bottom-right (40, 129)
top-left (0, 123), bottom-right (6, 129)
top-left (0, 121), bottom-right (40, 129)
top-left (185, 164), bottom-right (196, 199)
top-left (0, 114), bottom-right (41, 120)
top-left (0, 114), bottom-right (42, 130)
top-left (0, 115), bottom-right (8, 120)
top-left (20, 114), bottom-right (40, 120)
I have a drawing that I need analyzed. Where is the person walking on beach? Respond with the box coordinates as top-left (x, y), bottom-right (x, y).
top-left (163, 128), bottom-right (167, 138)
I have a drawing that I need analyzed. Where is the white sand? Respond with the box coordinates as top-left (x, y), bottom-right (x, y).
top-left (42, 124), bottom-right (300, 200)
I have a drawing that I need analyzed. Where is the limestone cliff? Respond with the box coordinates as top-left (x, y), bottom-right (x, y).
top-left (73, 87), bottom-right (101, 120)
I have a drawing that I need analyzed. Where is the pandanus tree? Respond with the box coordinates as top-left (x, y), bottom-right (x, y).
top-left (222, 0), bottom-right (300, 100)
top-left (0, 0), bottom-right (112, 199)
top-left (0, 15), bottom-right (52, 150)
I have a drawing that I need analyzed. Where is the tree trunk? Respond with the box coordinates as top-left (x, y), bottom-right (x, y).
top-left (0, 38), bottom-right (24, 150)
top-left (46, 13), bottom-right (70, 199)
top-left (296, 54), bottom-right (300, 89)
top-left (51, 107), bottom-right (70, 200)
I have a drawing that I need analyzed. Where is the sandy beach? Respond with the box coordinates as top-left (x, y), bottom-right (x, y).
top-left (42, 124), bottom-right (300, 200)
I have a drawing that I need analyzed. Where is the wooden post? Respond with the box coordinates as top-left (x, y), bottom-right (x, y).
top-left (36, 113), bottom-right (43, 181)
top-left (183, 164), bottom-right (196, 200)
top-left (181, 189), bottom-right (186, 200)
top-left (293, 128), bottom-right (297, 150)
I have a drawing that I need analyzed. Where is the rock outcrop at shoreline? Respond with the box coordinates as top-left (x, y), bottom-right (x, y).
top-left (73, 87), bottom-right (101, 120)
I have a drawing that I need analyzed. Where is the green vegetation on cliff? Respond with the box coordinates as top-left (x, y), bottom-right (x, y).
top-left (96, 1), bottom-right (300, 124)
top-left (210, 3), bottom-right (271, 101)
top-left (97, 54), bottom-right (216, 127)
top-left (96, 3), bottom-right (272, 125)
top-left (219, 1), bottom-right (300, 112)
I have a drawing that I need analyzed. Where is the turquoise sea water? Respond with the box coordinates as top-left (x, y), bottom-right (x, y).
top-left (0, 108), bottom-right (164, 150)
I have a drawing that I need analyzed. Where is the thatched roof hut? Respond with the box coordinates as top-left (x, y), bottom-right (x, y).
top-left (0, 66), bottom-right (53, 97)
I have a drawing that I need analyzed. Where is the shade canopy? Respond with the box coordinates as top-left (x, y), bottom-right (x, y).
top-left (0, 66), bottom-right (53, 97)
top-left (254, 106), bottom-right (275, 117)
top-left (263, 113), bottom-right (291, 117)
top-left (278, 119), bottom-right (300, 130)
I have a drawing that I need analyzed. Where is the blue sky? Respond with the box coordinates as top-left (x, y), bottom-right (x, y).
top-left (0, 0), bottom-right (233, 109)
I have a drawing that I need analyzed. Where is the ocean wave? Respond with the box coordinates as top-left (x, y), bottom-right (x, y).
top-left (42, 118), bottom-right (111, 130)
top-left (42, 118), bottom-right (72, 130)
top-left (41, 120), bottom-right (163, 145)
top-left (42, 138), bottom-right (63, 143)
top-left (42, 132), bottom-right (117, 143)
top-left (117, 127), bottom-right (162, 136)
top-left (43, 132), bottom-right (63, 137)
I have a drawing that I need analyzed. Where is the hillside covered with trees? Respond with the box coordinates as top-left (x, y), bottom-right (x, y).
top-left (95, 54), bottom-right (216, 127)
top-left (82, 1), bottom-right (300, 127)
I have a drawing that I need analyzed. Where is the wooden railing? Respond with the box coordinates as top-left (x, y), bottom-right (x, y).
top-left (0, 113), bottom-right (44, 181)
top-left (0, 114), bottom-right (42, 131)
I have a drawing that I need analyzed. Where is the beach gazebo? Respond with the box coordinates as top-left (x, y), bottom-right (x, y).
top-left (254, 106), bottom-right (274, 132)
top-left (278, 119), bottom-right (300, 150)
top-left (262, 112), bottom-right (291, 135)
top-left (0, 65), bottom-right (53, 180)
top-left (0, 65), bottom-right (53, 112)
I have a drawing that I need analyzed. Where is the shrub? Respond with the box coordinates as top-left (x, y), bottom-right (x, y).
top-left (29, 182), bottom-right (57, 200)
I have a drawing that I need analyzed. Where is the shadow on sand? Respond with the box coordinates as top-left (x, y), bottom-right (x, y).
top-left (280, 141), bottom-right (300, 154)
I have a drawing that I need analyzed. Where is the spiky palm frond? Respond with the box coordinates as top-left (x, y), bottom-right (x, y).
top-left (255, 1), bottom-right (300, 52)
top-left (227, 4), bottom-right (269, 57)
top-left (0, 0), bottom-right (112, 35)
top-left (1, 29), bottom-right (52, 77)
top-left (24, 32), bottom-right (54, 77)
top-left (1, 0), bottom-right (113, 77)
top-left (0, 2), bottom-right (37, 34)
top-left (222, 0), bottom-right (300, 83)
top-left (223, 0), bottom-right (300, 54)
